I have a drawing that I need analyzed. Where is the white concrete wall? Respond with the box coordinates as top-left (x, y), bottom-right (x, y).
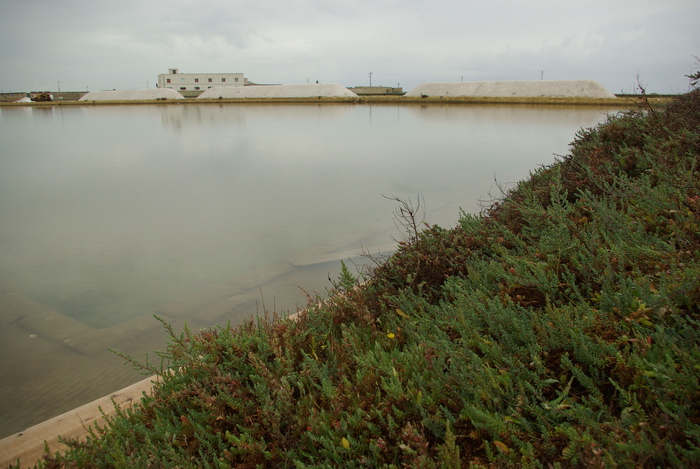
top-left (157, 70), bottom-right (246, 91)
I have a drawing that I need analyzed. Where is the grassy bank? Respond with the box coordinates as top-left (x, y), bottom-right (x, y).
top-left (18, 90), bottom-right (700, 468)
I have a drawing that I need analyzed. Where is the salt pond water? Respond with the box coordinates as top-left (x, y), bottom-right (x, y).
top-left (0, 102), bottom-right (620, 437)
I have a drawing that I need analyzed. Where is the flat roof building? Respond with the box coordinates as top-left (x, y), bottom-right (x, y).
top-left (157, 68), bottom-right (247, 92)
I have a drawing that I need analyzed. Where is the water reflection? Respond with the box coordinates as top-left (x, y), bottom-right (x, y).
top-left (404, 103), bottom-right (614, 124)
top-left (0, 103), bottom-right (617, 437)
top-left (160, 103), bottom-right (353, 132)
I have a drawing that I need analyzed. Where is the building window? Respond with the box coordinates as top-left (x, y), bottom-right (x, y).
top-left (180, 87), bottom-right (186, 90)
top-left (235, 77), bottom-right (239, 82)
top-left (194, 86), bottom-right (200, 90)
top-left (166, 78), bottom-right (171, 83)
top-left (208, 78), bottom-right (212, 83)
top-left (194, 78), bottom-right (199, 83)
top-left (222, 78), bottom-right (226, 82)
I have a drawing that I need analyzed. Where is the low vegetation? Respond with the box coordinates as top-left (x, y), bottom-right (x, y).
top-left (24, 87), bottom-right (700, 468)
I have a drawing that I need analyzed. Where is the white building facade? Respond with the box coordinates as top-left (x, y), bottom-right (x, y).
top-left (157, 68), bottom-right (246, 92)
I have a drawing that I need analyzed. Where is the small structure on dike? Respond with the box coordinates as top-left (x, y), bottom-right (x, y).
top-left (79, 89), bottom-right (185, 101)
top-left (347, 86), bottom-right (404, 96)
top-left (405, 80), bottom-right (617, 99)
top-left (197, 83), bottom-right (359, 99)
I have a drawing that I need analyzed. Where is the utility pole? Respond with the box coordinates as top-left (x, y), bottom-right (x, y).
top-left (369, 72), bottom-right (372, 87)
top-left (541, 70), bottom-right (544, 80)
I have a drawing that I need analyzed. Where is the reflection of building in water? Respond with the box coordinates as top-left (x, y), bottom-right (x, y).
top-left (159, 101), bottom-right (351, 132)
top-left (157, 68), bottom-right (248, 97)
top-left (159, 103), bottom-right (248, 131)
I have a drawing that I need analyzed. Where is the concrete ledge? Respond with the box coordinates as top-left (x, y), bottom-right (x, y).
top-left (0, 376), bottom-right (156, 469)
top-left (0, 304), bottom-right (309, 468)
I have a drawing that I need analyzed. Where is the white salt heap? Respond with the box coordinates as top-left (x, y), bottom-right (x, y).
top-left (14, 97), bottom-right (32, 103)
top-left (79, 89), bottom-right (184, 101)
top-left (197, 84), bottom-right (358, 99)
top-left (405, 80), bottom-right (616, 99)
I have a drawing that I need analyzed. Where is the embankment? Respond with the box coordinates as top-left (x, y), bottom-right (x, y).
top-left (0, 95), bottom-right (670, 107)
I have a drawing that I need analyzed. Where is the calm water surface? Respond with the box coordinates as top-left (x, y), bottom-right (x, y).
top-left (0, 102), bottom-right (618, 437)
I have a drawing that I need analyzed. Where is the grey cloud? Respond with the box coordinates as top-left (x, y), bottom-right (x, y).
top-left (1, 0), bottom-right (698, 93)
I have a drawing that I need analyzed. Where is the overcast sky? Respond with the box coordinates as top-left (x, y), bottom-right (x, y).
top-left (1, 0), bottom-right (698, 94)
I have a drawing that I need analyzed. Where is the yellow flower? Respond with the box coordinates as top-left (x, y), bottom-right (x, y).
top-left (341, 437), bottom-right (350, 449)
top-left (386, 331), bottom-right (395, 339)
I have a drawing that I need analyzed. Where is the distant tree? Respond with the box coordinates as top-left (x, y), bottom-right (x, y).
top-left (687, 55), bottom-right (700, 88)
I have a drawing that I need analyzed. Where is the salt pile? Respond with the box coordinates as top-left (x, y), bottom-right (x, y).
top-left (197, 84), bottom-right (358, 99)
top-left (79, 89), bottom-right (184, 101)
top-left (405, 80), bottom-right (616, 99)
top-left (14, 97), bottom-right (32, 103)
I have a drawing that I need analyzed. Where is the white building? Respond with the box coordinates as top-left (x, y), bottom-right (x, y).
top-left (157, 68), bottom-right (247, 92)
